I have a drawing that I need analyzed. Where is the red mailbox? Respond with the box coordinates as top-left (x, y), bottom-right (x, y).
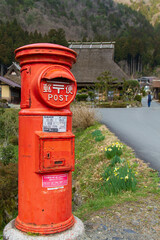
top-left (14, 43), bottom-right (77, 234)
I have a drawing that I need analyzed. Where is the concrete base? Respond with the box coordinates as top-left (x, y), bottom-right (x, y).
top-left (3, 216), bottom-right (85, 240)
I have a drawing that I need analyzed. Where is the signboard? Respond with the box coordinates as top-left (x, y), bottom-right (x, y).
top-left (39, 78), bottom-right (76, 108)
top-left (43, 116), bottom-right (67, 132)
top-left (42, 174), bottom-right (68, 188)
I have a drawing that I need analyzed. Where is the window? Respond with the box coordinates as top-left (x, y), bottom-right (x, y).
top-left (11, 71), bottom-right (17, 76)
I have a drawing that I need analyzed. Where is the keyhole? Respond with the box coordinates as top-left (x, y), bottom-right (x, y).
top-left (47, 153), bottom-right (50, 158)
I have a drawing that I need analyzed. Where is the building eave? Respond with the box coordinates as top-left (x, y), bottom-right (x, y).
top-left (0, 76), bottom-right (21, 88)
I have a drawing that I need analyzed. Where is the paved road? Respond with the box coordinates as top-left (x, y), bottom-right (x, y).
top-left (98, 96), bottom-right (160, 172)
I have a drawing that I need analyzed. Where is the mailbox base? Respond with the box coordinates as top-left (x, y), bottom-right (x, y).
top-left (15, 215), bottom-right (74, 235)
top-left (3, 216), bottom-right (85, 240)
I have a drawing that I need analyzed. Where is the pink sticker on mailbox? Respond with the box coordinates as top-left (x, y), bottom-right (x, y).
top-left (42, 174), bottom-right (68, 188)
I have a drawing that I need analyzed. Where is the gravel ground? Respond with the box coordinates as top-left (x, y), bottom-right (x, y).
top-left (77, 195), bottom-right (160, 240)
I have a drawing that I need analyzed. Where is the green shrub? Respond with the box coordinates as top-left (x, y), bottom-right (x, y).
top-left (88, 91), bottom-right (95, 101)
top-left (140, 88), bottom-right (146, 97)
top-left (105, 142), bottom-right (123, 159)
top-left (158, 92), bottom-right (160, 101)
top-left (91, 130), bottom-right (102, 137)
top-left (134, 95), bottom-right (142, 102)
top-left (9, 136), bottom-right (18, 145)
top-left (101, 163), bottom-right (137, 195)
top-left (78, 88), bottom-right (88, 93)
top-left (0, 99), bottom-right (9, 108)
top-left (0, 162), bottom-right (18, 229)
top-left (92, 129), bottom-right (105, 142)
top-left (113, 95), bottom-right (119, 101)
top-left (0, 108), bottom-right (5, 114)
top-left (0, 109), bottom-right (19, 144)
top-left (1, 144), bottom-right (15, 166)
top-left (95, 135), bottom-right (105, 142)
top-left (76, 94), bottom-right (88, 101)
top-left (109, 155), bottom-right (122, 167)
top-left (0, 99), bottom-right (7, 103)
top-left (0, 113), bottom-right (5, 140)
top-left (101, 142), bottom-right (137, 195)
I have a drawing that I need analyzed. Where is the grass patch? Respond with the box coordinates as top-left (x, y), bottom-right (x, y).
top-left (14, 145), bottom-right (18, 160)
top-left (96, 101), bottom-right (141, 108)
top-left (73, 123), bottom-right (160, 220)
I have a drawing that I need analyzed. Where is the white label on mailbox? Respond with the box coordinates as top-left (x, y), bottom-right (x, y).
top-left (43, 116), bottom-right (67, 132)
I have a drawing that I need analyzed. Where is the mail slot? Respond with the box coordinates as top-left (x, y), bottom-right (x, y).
top-left (37, 65), bottom-right (77, 108)
top-left (14, 43), bottom-right (77, 235)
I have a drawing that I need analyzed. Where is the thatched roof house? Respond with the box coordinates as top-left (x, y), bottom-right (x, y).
top-left (69, 42), bottom-right (129, 89)
top-left (4, 62), bottom-right (21, 85)
top-left (0, 62), bottom-right (21, 103)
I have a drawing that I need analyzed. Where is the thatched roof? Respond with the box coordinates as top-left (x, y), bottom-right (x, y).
top-left (69, 42), bottom-right (129, 84)
top-left (4, 62), bottom-right (21, 85)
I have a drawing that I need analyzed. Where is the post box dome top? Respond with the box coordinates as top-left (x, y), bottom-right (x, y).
top-left (15, 43), bottom-right (77, 68)
top-left (15, 43), bottom-right (76, 53)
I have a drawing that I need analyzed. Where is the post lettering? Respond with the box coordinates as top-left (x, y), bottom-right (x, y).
top-left (54, 95), bottom-right (58, 101)
top-left (48, 94), bottom-right (53, 100)
top-left (53, 84), bottom-right (64, 94)
top-left (64, 95), bottom-right (69, 102)
top-left (66, 85), bottom-right (73, 95)
top-left (59, 95), bottom-right (63, 101)
top-left (43, 83), bottom-right (52, 93)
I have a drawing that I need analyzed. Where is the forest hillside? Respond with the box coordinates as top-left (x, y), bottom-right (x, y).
top-left (115, 0), bottom-right (160, 26)
top-left (0, 0), bottom-right (154, 40)
top-left (1, 0), bottom-right (160, 75)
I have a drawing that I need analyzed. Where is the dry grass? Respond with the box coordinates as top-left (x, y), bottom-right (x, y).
top-left (71, 103), bottom-right (97, 130)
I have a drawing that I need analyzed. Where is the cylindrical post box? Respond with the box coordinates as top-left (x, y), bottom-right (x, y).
top-left (14, 43), bottom-right (77, 234)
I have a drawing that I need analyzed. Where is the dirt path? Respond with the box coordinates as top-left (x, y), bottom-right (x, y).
top-left (78, 195), bottom-right (160, 239)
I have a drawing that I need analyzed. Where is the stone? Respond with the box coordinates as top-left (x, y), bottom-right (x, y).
top-left (101, 224), bottom-right (108, 231)
top-left (123, 228), bottom-right (137, 234)
top-left (112, 237), bottom-right (123, 240)
top-left (3, 216), bottom-right (85, 240)
top-left (131, 220), bottom-right (140, 226)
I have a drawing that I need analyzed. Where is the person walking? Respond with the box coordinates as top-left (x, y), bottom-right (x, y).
top-left (148, 92), bottom-right (152, 107)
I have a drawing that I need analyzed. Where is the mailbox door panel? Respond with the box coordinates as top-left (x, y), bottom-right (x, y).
top-left (42, 138), bottom-right (73, 169)
top-left (35, 132), bottom-right (75, 173)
